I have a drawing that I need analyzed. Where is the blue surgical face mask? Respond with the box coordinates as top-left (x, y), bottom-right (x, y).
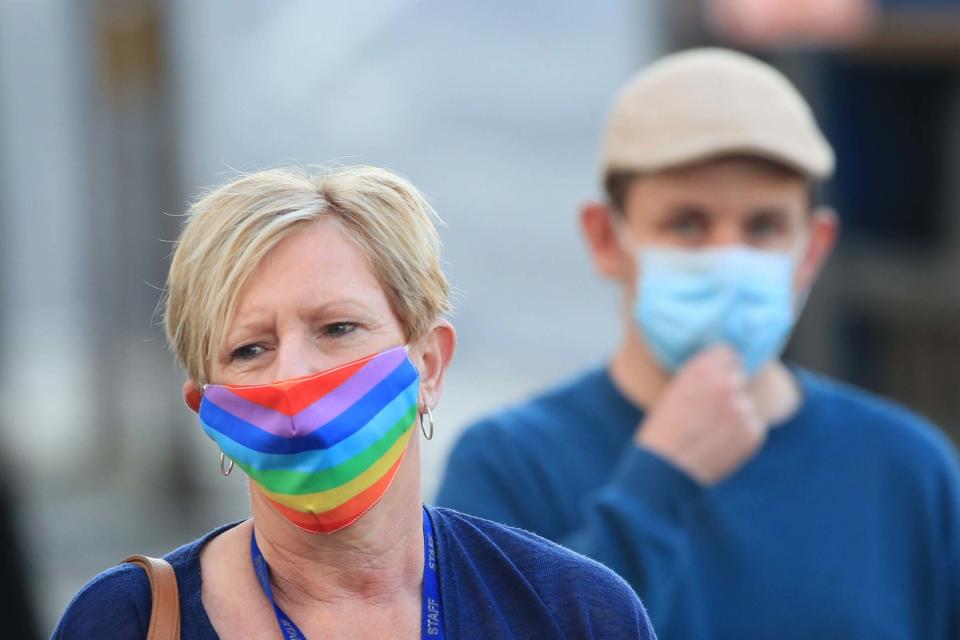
top-left (632, 245), bottom-right (802, 376)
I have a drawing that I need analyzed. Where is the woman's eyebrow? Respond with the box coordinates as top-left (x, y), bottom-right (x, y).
top-left (299, 298), bottom-right (378, 317)
top-left (226, 309), bottom-right (273, 339)
top-left (223, 297), bottom-right (382, 347)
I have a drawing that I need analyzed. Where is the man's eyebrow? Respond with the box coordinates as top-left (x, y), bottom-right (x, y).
top-left (662, 203), bottom-right (711, 216)
top-left (746, 205), bottom-right (791, 217)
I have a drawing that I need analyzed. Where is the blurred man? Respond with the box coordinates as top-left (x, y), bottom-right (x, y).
top-left (437, 49), bottom-right (960, 638)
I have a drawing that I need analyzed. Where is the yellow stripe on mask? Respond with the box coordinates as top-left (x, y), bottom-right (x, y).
top-left (259, 426), bottom-right (411, 513)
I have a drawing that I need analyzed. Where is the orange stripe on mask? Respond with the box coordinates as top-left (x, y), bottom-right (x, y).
top-left (265, 452), bottom-right (405, 533)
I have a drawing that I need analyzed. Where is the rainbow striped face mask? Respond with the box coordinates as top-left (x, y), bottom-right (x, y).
top-left (197, 346), bottom-right (420, 534)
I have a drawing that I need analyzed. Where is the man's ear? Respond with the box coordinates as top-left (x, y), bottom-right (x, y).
top-left (580, 201), bottom-right (633, 281)
top-left (795, 206), bottom-right (839, 291)
top-left (413, 320), bottom-right (457, 412)
top-left (183, 380), bottom-right (202, 414)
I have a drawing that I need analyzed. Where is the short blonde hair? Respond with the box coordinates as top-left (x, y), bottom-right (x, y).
top-left (163, 165), bottom-right (451, 385)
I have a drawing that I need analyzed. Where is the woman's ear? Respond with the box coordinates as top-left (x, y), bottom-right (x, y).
top-left (580, 200), bottom-right (632, 281)
top-left (795, 206), bottom-right (839, 291)
top-left (413, 320), bottom-right (457, 412)
top-left (183, 380), bottom-right (202, 414)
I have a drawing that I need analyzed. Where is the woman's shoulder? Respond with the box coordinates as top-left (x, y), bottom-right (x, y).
top-left (429, 506), bottom-right (655, 639)
top-left (431, 505), bottom-right (609, 568)
top-left (52, 521), bottom-right (242, 640)
top-left (51, 562), bottom-right (153, 639)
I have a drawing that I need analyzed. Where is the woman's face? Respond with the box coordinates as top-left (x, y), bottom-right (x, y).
top-left (211, 218), bottom-right (405, 386)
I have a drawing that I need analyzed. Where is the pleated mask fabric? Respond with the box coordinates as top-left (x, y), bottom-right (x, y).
top-left (198, 346), bottom-right (420, 533)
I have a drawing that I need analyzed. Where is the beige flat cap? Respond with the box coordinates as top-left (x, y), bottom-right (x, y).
top-left (601, 48), bottom-right (834, 179)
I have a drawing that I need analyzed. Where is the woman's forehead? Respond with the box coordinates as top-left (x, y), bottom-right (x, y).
top-left (233, 220), bottom-right (386, 318)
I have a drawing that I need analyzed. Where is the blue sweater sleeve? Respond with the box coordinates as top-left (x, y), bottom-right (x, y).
top-left (437, 422), bottom-right (551, 528)
top-left (560, 446), bottom-right (708, 633)
top-left (938, 440), bottom-right (960, 639)
top-left (437, 421), bottom-right (706, 635)
top-left (51, 564), bottom-right (151, 640)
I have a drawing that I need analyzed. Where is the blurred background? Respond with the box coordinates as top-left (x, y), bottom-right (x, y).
top-left (1, 0), bottom-right (959, 635)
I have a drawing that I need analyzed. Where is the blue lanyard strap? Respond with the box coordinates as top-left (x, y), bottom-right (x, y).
top-left (251, 530), bottom-right (307, 640)
top-left (250, 506), bottom-right (445, 640)
top-left (421, 506), bottom-right (444, 638)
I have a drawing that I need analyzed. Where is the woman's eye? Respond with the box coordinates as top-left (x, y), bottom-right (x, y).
top-left (324, 322), bottom-right (357, 337)
top-left (230, 344), bottom-right (265, 361)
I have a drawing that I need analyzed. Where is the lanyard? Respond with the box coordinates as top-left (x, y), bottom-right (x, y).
top-left (251, 507), bottom-right (445, 640)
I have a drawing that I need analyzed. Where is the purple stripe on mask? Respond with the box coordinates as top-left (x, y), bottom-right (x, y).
top-left (203, 347), bottom-right (407, 438)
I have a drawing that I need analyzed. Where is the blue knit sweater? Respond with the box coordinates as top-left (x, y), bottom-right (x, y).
top-left (437, 367), bottom-right (960, 639)
top-left (52, 506), bottom-right (655, 639)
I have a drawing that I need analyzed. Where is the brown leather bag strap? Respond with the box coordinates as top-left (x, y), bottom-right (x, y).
top-left (124, 554), bottom-right (181, 640)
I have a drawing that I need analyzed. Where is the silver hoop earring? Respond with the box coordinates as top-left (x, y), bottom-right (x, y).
top-left (219, 452), bottom-right (234, 476)
top-left (420, 406), bottom-right (435, 440)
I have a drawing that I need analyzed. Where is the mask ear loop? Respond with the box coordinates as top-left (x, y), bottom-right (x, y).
top-left (420, 406), bottom-right (435, 440)
top-left (610, 214), bottom-right (645, 286)
top-left (610, 207), bottom-right (641, 245)
top-left (197, 384), bottom-right (235, 475)
top-left (789, 235), bottom-right (813, 315)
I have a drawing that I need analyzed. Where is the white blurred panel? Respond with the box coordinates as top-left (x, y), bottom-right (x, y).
top-left (166, 0), bottom-right (662, 497)
top-left (0, 0), bottom-right (96, 467)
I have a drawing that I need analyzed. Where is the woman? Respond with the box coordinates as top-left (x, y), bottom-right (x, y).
top-left (53, 165), bottom-right (655, 639)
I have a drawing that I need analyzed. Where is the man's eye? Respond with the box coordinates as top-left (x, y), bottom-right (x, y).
top-left (747, 216), bottom-right (785, 240)
top-left (231, 344), bottom-right (265, 361)
top-left (668, 216), bottom-right (705, 239)
top-left (325, 322), bottom-right (357, 337)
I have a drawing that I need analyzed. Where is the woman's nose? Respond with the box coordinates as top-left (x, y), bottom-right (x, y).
top-left (272, 335), bottom-right (326, 381)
